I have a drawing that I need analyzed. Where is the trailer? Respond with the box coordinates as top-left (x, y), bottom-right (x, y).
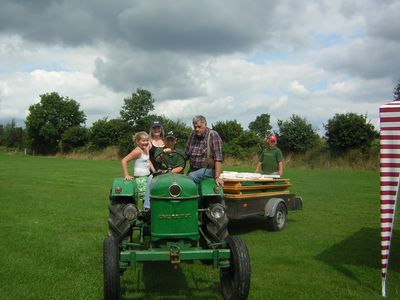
top-left (221, 171), bottom-right (303, 231)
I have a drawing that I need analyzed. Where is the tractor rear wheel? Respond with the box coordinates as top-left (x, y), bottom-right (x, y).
top-left (103, 236), bottom-right (121, 300)
top-left (108, 202), bottom-right (131, 241)
top-left (220, 236), bottom-right (251, 300)
top-left (266, 202), bottom-right (287, 231)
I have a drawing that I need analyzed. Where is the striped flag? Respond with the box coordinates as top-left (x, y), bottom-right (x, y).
top-left (380, 101), bottom-right (400, 297)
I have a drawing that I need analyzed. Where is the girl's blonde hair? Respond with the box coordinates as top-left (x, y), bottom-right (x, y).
top-left (133, 131), bottom-right (149, 145)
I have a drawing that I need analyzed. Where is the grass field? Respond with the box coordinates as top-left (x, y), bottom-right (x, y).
top-left (0, 152), bottom-right (399, 299)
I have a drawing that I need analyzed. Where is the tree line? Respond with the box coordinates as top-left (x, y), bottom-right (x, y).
top-left (3, 82), bottom-right (399, 161)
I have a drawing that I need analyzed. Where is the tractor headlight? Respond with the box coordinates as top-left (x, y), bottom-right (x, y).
top-left (123, 204), bottom-right (138, 220)
top-left (210, 204), bottom-right (225, 220)
top-left (169, 183), bottom-right (182, 197)
top-left (114, 186), bottom-right (122, 194)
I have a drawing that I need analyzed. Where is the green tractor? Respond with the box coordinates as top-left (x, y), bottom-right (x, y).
top-left (103, 152), bottom-right (251, 300)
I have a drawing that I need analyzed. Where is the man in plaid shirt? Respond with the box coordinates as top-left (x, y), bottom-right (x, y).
top-left (185, 115), bottom-right (224, 187)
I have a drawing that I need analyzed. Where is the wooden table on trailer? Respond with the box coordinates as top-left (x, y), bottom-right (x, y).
top-left (222, 177), bottom-right (302, 220)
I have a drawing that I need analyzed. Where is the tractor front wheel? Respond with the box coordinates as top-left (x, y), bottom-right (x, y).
top-left (220, 236), bottom-right (251, 300)
top-left (108, 202), bottom-right (131, 242)
top-left (103, 236), bottom-right (121, 300)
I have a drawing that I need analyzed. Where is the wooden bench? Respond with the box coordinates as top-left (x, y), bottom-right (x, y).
top-left (223, 178), bottom-right (291, 199)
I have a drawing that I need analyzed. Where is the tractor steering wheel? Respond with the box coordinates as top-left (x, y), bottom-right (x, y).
top-left (154, 150), bottom-right (186, 173)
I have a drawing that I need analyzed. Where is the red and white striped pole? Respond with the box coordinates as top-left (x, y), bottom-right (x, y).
top-left (380, 102), bottom-right (400, 297)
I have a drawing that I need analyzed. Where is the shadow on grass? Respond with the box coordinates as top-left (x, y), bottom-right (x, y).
top-left (316, 227), bottom-right (400, 288)
top-left (228, 217), bottom-right (267, 234)
top-left (228, 216), bottom-right (298, 234)
top-left (121, 261), bottom-right (220, 300)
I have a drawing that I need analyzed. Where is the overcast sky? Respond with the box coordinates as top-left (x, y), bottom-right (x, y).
top-left (1, 0), bottom-right (399, 134)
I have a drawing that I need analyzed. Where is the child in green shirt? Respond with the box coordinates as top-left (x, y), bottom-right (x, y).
top-left (255, 135), bottom-right (283, 176)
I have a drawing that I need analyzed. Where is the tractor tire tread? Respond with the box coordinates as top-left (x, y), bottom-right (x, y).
top-left (220, 236), bottom-right (251, 300)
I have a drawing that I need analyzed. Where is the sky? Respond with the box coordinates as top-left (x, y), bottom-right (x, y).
top-left (0, 0), bottom-right (399, 134)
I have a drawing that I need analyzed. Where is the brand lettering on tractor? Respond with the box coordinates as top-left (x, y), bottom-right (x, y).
top-left (159, 213), bottom-right (192, 220)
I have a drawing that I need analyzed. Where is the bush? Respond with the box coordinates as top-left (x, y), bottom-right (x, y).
top-left (324, 113), bottom-right (378, 154)
top-left (283, 142), bottom-right (378, 171)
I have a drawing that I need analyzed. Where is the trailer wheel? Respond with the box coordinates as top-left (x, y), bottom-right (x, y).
top-left (220, 236), bottom-right (251, 300)
top-left (108, 202), bottom-right (131, 242)
top-left (103, 236), bottom-right (121, 300)
top-left (266, 202), bottom-right (287, 231)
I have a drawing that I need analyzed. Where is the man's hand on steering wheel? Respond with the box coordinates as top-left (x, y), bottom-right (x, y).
top-left (154, 150), bottom-right (187, 172)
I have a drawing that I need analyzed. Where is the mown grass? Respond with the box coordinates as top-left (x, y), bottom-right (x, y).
top-left (0, 152), bottom-right (399, 299)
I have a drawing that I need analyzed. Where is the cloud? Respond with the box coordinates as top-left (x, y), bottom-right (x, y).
top-left (290, 81), bottom-right (310, 99)
top-left (366, 1), bottom-right (400, 42)
top-left (0, 69), bottom-right (124, 126)
top-left (116, 1), bottom-right (283, 54)
top-left (0, 0), bottom-right (398, 134)
top-left (93, 46), bottom-right (205, 98)
top-left (155, 96), bottom-right (236, 126)
top-left (0, 0), bottom-right (126, 46)
top-left (317, 38), bottom-right (400, 80)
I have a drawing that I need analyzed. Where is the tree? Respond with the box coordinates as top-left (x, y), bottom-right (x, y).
top-left (60, 126), bottom-right (89, 153)
top-left (324, 113), bottom-right (378, 153)
top-left (277, 114), bottom-right (317, 154)
top-left (210, 120), bottom-right (262, 159)
top-left (223, 130), bottom-right (260, 159)
top-left (212, 120), bottom-right (243, 143)
top-left (236, 130), bottom-right (260, 149)
top-left (248, 114), bottom-right (272, 139)
top-left (0, 119), bottom-right (24, 148)
top-left (89, 118), bottom-right (131, 150)
top-left (394, 80), bottom-right (400, 101)
top-left (25, 92), bottom-right (86, 154)
top-left (120, 88), bottom-right (155, 127)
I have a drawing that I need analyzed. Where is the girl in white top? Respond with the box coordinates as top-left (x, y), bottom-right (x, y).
top-left (121, 131), bottom-right (155, 210)
top-left (121, 131), bottom-right (155, 180)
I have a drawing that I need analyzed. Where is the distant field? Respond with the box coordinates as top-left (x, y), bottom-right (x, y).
top-left (0, 152), bottom-right (399, 299)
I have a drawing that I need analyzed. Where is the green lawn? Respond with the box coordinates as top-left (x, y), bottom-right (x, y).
top-left (0, 152), bottom-right (399, 299)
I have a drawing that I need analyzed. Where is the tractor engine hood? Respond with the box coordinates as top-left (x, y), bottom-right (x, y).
top-left (150, 173), bottom-right (199, 199)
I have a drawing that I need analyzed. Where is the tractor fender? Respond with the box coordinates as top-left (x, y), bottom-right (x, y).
top-left (110, 177), bottom-right (136, 198)
top-left (264, 198), bottom-right (287, 218)
top-left (199, 178), bottom-right (224, 198)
